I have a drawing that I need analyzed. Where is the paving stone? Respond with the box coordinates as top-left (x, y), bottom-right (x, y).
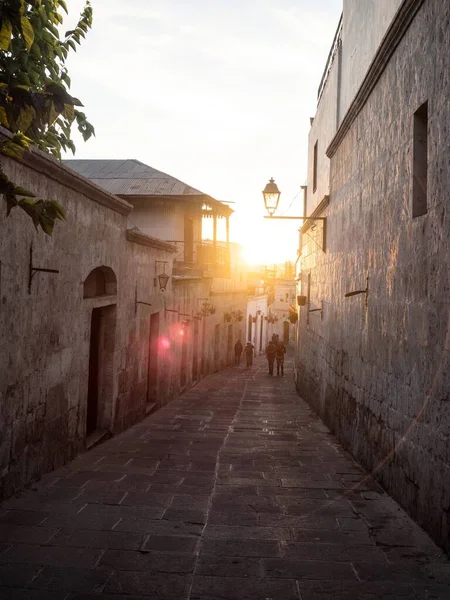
top-left (0, 510), bottom-right (49, 526)
top-left (27, 566), bottom-right (113, 592)
top-left (115, 517), bottom-right (203, 536)
top-left (196, 554), bottom-right (261, 577)
top-left (47, 529), bottom-right (144, 550)
top-left (99, 548), bottom-right (195, 572)
top-left (0, 543), bottom-right (10, 556)
top-left (0, 589), bottom-right (66, 599)
top-left (190, 575), bottom-right (299, 599)
top-left (296, 580), bottom-right (419, 599)
top-left (119, 491), bottom-right (173, 508)
top-left (142, 535), bottom-right (199, 553)
top-left (200, 538), bottom-right (280, 557)
top-left (203, 525), bottom-right (291, 541)
top-left (162, 508), bottom-right (207, 523)
top-left (74, 489), bottom-right (128, 505)
top-left (0, 543), bottom-right (102, 568)
top-left (41, 512), bottom-right (121, 531)
top-left (282, 541), bottom-right (388, 563)
top-left (262, 557), bottom-right (357, 580)
top-left (104, 570), bottom-right (192, 598)
top-left (0, 562), bottom-right (42, 587)
top-left (0, 524), bottom-right (57, 544)
top-left (77, 502), bottom-right (164, 520)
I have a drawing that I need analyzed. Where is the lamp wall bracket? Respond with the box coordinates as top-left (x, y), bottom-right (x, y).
top-left (28, 246), bottom-right (59, 294)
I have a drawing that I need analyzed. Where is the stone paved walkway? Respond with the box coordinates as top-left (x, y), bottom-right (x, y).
top-left (1, 354), bottom-right (449, 599)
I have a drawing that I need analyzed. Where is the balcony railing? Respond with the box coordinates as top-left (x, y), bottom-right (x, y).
top-left (317, 14), bottom-right (343, 103)
top-left (170, 241), bottom-right (231, 273)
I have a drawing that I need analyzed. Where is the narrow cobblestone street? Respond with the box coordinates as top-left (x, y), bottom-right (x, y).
top-left (1, 354), bottom-right (449, 599)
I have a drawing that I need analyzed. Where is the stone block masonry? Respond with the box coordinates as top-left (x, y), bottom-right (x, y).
top-left (0, 132), bottom-right (247, 501)
top-left (296, 0), bottom-right (450, 552)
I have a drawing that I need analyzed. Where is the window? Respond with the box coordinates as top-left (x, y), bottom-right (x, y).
top-left (313, 141), bottom-right (318, 193)
top-left (412, 101), bottom-right (428, 217)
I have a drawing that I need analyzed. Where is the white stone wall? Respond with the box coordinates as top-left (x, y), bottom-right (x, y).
top-left (297, 0), bottom-right (450, 551)
top-left (340, 0), bottom-right (402, 121)
top-left (129, 199), bottom-right (201, 244)
top-left (308, 44), bottom-right (339, 216)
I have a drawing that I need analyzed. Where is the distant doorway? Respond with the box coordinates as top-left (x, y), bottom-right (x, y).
top-left (86, 304), bottom-right (116, 436)
top-left (192, 319), bottom-right (199, 381)
top-left (248, 315), bottom-right (252, 342)
top-left (227, 324), bottom-right (233, 366)
top-left (214, 324), bottom-right (220, 372)
top-left (283, 321), bottom-right (290, 344)
top-left (147, 312), bottom-right (160, 407)
top-left (180, 323), bottom-right (188, 388)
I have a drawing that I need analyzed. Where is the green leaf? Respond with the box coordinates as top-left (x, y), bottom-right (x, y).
top-left (20, 16), bottom-right (35, 51)
top-left (5, 193), bottom-right (18, 216)
top-left (49, 199), bottom-right (66, 220)
top-left (13, 186), bottom-right (36, 198)
top-left (62, 103), bottom-right (74, 120)
top-left (0, 106), bottom-right (9, 127)
top-left (17, 105), bottom-right (37, 132)
top-left (0, 20), bottom-right (13, 51)
top-left (58, 0), bottom-right (69, 15)
top-left (1, 141), bottom-right (26, 160)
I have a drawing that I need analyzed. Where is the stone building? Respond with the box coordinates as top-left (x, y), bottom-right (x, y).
top-left (296, 0), bottom-right (450, 551)
top-left (66, 159), bottom-right (248, 375)
top-left (0, 135), bottom-right (246, 499)
top-left (269, 278), bottom-right (297, 346)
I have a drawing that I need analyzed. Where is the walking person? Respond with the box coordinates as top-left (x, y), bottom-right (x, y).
top-left (265, 340), bottom-right (276, 375)
top-left (234, 339), bottom-right (243, 366)
top-left (275, 341), bottom-right (286, 376)
top-left (244, 341), bottom-right (255, 368)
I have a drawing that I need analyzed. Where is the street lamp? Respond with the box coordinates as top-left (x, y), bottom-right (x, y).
top-left (262, 180), bottom-right (328, 251)
top-left (262, 179), bottom-right (327, 222)
top-left (262, 178), bottom-right (281, 216)
top-left (155, 260), bottom-right (170, 291)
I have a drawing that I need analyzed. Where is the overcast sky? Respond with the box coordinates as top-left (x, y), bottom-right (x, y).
top-left (65, 0), bottom-right (342, 264)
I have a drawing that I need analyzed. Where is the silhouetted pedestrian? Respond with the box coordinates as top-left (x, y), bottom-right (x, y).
top-left (234, 339), bottom-right (243, 366)
top-left (275, 341), bottom-right (286, 376)
top-left (266, 341), bottom-right (276, 375)
top-left (244, 341), bottom-right (254, 368)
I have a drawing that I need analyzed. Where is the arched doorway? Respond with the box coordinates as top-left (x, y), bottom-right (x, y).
top-left (83, 266), bottom-right (117, 298)
top-left (84, 267), bottom-right (117, 439)
top-left (283, 321), bottom-right (290, 344)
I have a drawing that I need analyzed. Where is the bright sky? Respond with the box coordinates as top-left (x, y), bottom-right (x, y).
top-left (65, 0), bottom-right (342, 265)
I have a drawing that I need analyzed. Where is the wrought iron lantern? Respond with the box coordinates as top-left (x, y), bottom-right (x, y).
top-left (155, 260), bottom-right (170, 291)
top-left (262, 177), bottom-right (281, 216)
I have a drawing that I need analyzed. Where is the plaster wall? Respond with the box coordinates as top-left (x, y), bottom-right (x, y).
top-left (307, 47), bottom-right (339, 216)
top-left (246, 296), bottom-right (270, 354)
top-left (340, 0), bottom-right (403, 121)
top-left (271, 280), bottom-right (297, 344)
top-left (128, 199), bottom-right (201, 244)
top-left (297, 0), bottom-right (450, 551)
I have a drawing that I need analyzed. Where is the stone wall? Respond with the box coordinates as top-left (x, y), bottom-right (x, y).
top-left (296, 0), bottom-right (450, 552)
top-left (0, 142), bottom-right (247, 499)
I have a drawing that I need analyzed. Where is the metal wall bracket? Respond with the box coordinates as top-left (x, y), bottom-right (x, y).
top-left (134, 286), bottom-right (152, 315)
top-left (308, 300), bottom-right (324, 321)
top-left (28, 246), bottom-right (59, 294)
top-left (345, 276), bottom-right (369, 307)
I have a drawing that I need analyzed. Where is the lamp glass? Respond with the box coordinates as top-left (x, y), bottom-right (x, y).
top-left (262, 178), bottom-right (281, 216)
top-left (157, 272), bottom-right (170, 291)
